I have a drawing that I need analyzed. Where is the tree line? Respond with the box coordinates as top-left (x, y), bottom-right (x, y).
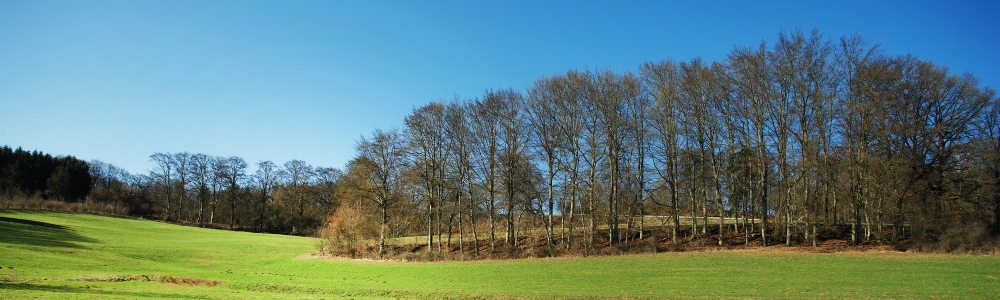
top-left (2, 148), bottom-right (342, 236)
top-left (0, 146), bottom-right (92, 201)
top-left (333, 29), bottom-right (999, 258)
top-left (90, 153), bottom-right (342, 235)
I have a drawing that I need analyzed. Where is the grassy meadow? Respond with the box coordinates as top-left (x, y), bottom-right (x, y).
top-left (1, 210), bottom-right (999, 299)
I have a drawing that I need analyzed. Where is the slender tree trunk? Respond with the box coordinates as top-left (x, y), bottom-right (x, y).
top-left (546, 158), bottom-right (555, 248)
top-left (713, 170), bottom-right (724, 246)
top-left (469, 180), bottom-right (480, 257)
top-left (210, 191), bottom-right (216, 225)
top-left (437, 195), bottom-right (443, 253)
top-left (608, 155), bottom-right (619, 244)
top-left (588, 166), bottom-right (597, 250)
top-left (198, 187), bottom-right (206, 227)
top-left (379, 204), bottom-right (387, 258)
top-left (229, 186), bottom-right (237, 229)
top-left (760, 162), bottom-right (769, 247)
top-left (567, 179), bottom-right (577, 249)
top-left (489, 161), bottom-right (497, 252)
top-left (458, 210), bottom-right (464, 259)
top-left (426, 191), bottom-right (433, 253)
top-left (671, 183), bottom-right (680, 244)
top-left (689, 183), bottom-right (698, 239)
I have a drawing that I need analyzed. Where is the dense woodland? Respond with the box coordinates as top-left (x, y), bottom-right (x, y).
top-left (2, 30), bottom-right (998, 258)
top-left (0, 146), bottom-right (92, 202)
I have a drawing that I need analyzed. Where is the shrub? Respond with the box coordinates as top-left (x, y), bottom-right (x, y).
top-left (317, 206), bottom-right (378, 258)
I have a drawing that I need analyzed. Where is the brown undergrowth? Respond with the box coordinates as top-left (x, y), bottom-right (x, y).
top-left (319, 225), bottom-right (1000, 261)
top-left (1, 196), bottom-right (128, 217)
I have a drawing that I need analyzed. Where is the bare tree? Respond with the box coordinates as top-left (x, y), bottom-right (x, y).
top-left (728, 42), bottom-right (775, 245)
top-left (355, 128), bottom-right (407, 258)
top-left (471, 93), bottom-right (503, 252)
top-left (217, 156), bottom-right (247, 229)
top-left (209, 156), bottom-right (225, 224)
top-left (552, 70), bottom-right (587, 248)
top-left (624, 72), bottom-right (652, 242)
top-left (493, 89), bottom-right (530, 247)
top-left (173, 152), bottom-right (192, 222)
top-left (314, 167), bottom-right (343, 213)
top-left (589, 69), bottom-right (640, 244)
top-left (643, 61), bottom-right (684, 244)
top-left (256, 160), bottom-right (281, 232)
top-left (771, 29), bottom-right (835, 245)
top-left (149, 152), bottom-right (174, 221)
top-left (979, 96), bottom-right (1000, 235)
top-left (444, 101), bottom-right (478, 256)
top-left (190, 153), bottom-right (213, 226)
top-left (528, 76), bottom-right (564, 249)
top-left (405, 102), bottom-right (448, 252)
top-left (284, 159), bottom-right (315, 233)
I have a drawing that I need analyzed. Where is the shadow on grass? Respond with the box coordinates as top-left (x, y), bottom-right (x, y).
top-left (0, 216), bottom-right (97, 248)
top-left (0, 282), bottom-right (207, 299)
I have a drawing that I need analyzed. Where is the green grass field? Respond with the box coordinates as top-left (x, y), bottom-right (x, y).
top-left (2, 210), bottom-right (998, 299)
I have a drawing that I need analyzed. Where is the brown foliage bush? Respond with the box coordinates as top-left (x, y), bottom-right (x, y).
top-left (317, 205), bottom-right (379, 258)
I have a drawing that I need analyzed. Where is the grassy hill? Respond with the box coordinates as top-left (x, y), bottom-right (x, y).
top-left (1, 210), bottom-right (999, 299)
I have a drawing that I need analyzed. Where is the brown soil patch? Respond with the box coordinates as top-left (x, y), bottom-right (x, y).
top-left (73, 274), bottom-right (222, 287)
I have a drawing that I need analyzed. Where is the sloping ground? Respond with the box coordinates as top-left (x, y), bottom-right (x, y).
top-left (1, 210), bottom-right (999, 299)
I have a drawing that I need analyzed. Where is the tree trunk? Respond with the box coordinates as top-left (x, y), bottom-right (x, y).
top-left (379, 204), bottom-right (387, 258)
top-left (469, 180), bottom-right (480, 257)
top-left (426, 194), bottom-right (433, 253)
top-left (546, 158), bottom-right (555, 248)
top-left (671, 181), bottom-right (680, 244)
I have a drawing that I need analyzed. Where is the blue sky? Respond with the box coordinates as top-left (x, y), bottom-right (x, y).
top-left (1, 0), bottom-right (997, 174)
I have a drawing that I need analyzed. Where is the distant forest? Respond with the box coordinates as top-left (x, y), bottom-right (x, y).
top-left (3, 29), bottom-right (998, 257)
top-left (0, 146), bottom-right (92, 201)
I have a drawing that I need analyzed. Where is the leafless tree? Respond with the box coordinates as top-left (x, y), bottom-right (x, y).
top-left (217, 156), bottom-right (247, 229)
top-left (355, 128), bottom-right (408, 257)
top-left (255, 160), bottom-right (281, 232)
top-left (728, 42), bottom-right (775, 245)
top-left (643, 60), bottom-right (684, 244)
top-left (149, 152), bottom-right (174, 221)
top-left (190, 153), bottom-right (213, 226)
top-left (405, 102), bottom-right (448, 252)
top-left (528, 76), bottom-right (564, 248)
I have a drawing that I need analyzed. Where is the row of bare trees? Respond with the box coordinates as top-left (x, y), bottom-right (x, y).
top-left (88, 153), bottom-right (342, 235)
top-left (339, 29), bottom-right (998, 258)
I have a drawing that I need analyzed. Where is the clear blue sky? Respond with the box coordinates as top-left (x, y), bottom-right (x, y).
top-left (1, 0), bottom-right (997, 174)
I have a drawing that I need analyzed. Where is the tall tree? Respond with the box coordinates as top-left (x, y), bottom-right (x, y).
top-left (493, 89), bottom-right (530, 247)
top-left (643, 61), bottom-right (684, 244)
top-left (190, 153), bottom-right (213, 226)
top-left (471, 93), bottom-right (503, 252)
top-left (149, 152), bottom-right (174, 221)
top-left (528, 76), bottom-right (564, 248)
top-left (728, 42), bottom-right (775, 245)
top-left (355, 128), bottom-right (408, 258)
top-left (314, 167), bottom-right (343, 213)
top-left (284, 159), bottom-right (315, 232)
top-left (256, 160), bottom-right (281, 232)
top-left (590, 69), bottom-right (640, 244)
top-left (444, 101), bottom-right (478, 256)
top-left (979, 96), bottom-right (1000, 235)
top-left (218, 156), bottom-right (247, 229)
top-left (552, 71), bottom-right (587, 248)
top-left (173, 152), bottom-right (192, 222)
top-left (405, 102), bottom-right (448, 252)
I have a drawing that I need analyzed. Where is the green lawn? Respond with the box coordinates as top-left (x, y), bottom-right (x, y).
top-left (1, 210), bottom-right (998, 299)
